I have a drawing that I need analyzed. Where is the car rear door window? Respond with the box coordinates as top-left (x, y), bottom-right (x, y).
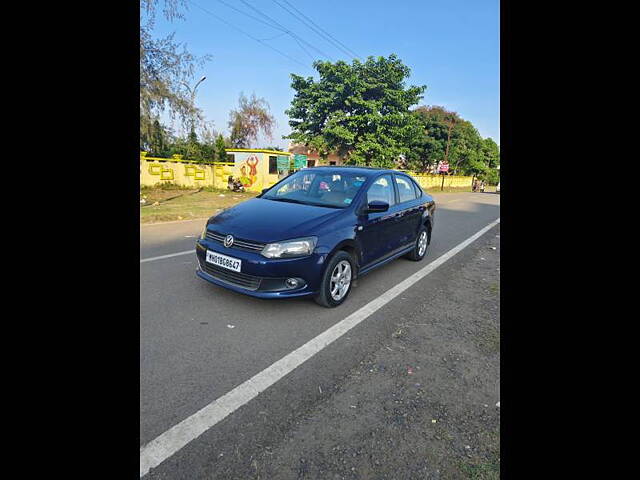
top-left (395, 175), bottom-right (417, 203)
top-left (412, 179), bottom-right (423, 197)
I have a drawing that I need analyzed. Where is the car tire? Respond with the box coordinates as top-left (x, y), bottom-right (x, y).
top-left (406, 225), bottom-right (429, 261)
top-left (314, 250), bottom-right (355, 308)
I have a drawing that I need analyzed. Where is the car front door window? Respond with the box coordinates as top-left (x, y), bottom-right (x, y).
top-left (366, 175), bottom-right (396, 206)
top-left (359, 175), bottom-right (398, 266)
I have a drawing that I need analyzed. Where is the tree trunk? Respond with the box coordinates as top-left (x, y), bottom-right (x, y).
top-left (443, 119), bottom-right (455, 164)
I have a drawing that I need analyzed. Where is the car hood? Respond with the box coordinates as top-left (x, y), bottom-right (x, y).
top-left (206, 198), bottom-right (345, 243)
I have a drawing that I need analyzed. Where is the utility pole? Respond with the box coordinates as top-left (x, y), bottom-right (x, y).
top-left (181, 76), bottom-right (207, 133)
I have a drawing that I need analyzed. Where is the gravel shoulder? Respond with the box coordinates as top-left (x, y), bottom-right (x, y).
top-left (254, 227), bottom-right (501, 480)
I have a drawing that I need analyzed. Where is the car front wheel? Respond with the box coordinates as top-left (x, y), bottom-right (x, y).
top-left (314, 250), bottom-right (354, 308)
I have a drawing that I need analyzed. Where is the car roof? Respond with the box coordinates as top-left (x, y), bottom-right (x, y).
top-left (302, 166), bottom-right (398, 176)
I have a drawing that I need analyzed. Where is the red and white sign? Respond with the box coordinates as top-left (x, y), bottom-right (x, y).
top-left (438, 161), bottom-right (449, 173)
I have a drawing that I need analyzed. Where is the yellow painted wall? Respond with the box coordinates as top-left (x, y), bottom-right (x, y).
top-left (403, 172), bottom-right (474, 190)
top-left (140, 156), bottom-right (216, 188)
top-left (140, 154), bottom-right (473, 192)
top-left (140, 151), bottom-right (292, 192)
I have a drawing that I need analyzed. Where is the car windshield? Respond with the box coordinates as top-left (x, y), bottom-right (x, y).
top-left (262, 171), bottom-right (368, 208)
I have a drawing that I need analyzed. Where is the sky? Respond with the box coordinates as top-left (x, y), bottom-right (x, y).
top-left (148, 0), bottom-right (500, 149)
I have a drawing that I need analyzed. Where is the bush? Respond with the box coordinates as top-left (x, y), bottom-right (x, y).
top-left (481, 168), bottom-right (500, 185)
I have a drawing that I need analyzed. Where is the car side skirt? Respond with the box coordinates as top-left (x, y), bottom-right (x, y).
top-left (357, 244), bottom-right (415, 278)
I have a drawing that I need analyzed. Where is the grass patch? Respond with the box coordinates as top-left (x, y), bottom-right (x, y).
top-left (455, 431), bottom-right (500, 480)
top-left (140, 188), bottom-right (257, 224)
top-left (141, 182), bottom-right (197, 191)
top-left (476, 323), bottom-right (500, 355)
top-left (459, 458), bottom-right (500, 480)
top-left (140, 188), bottom-right (200, 206)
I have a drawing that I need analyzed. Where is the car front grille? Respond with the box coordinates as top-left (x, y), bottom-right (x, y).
top-left (205, 230), bottom-right (266, 253)
top-left (200, 261), bottom-right (262, 291)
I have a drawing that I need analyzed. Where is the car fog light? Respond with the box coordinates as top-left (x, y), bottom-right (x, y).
top-left (285, 278), bottom-right (299, 289)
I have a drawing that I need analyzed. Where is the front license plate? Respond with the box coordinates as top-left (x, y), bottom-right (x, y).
top-left (206, 250), bottom-right (242, 272)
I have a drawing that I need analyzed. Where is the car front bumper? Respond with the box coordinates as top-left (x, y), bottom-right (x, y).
top-left (195, 239), bottom-right (327, 299)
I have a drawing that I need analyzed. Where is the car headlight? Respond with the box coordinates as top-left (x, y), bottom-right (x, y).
top-left (261, 237), bottom-right (317, 258)
top-left (200, 225), bottom-right (208, 239)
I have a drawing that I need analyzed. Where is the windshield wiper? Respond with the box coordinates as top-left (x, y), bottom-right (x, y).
top-left (305, 202), bottom-right (344, 209)
top-left (265, 197), bottom-right (344, 209)
top-left (265, 197), bottom-right (305, 204)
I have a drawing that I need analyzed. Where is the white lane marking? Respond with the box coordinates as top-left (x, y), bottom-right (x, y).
top-left (139, 218), bottom-right (500, 477)
top-left (140, 250), bottom-right (194, 264)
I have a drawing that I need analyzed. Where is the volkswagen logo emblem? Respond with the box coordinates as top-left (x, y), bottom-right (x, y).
top-left (224, 235), bottom-right (234, 248)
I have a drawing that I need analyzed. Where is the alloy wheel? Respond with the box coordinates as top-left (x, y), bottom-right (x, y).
top-left (330, 260), bottom-right (352, 301)
top-left (418, 231), bottom-right (428, 257)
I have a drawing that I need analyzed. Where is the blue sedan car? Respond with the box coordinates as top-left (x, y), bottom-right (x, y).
top-left (196, 166), bottom-right (436, 307)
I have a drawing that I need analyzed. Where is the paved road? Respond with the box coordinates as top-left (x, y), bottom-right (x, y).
top-left (140, 191), bottom-right (500, 478)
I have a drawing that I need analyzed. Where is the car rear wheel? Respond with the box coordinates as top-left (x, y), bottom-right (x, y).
top-left (314, 251), bottom-right (354, 308)
top-left (406, 226), bottom-right (429, 261)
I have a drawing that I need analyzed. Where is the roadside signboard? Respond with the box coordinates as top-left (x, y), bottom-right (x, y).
top-left (276, 155), bottom-right (290, 170)
top-left (438, 161), bottom-right (449, 173)
top-left (293, 154), bottom-right (308, 169)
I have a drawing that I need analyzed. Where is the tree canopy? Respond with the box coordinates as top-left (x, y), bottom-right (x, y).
top-left (286, 55), bottom-right (426, 167)
top-left (406, 106), bottom-right (461, 173)
top-left (228, 93), bottom-right (276, 148)
top-left (140, 0), bottom-right (211, 151)
top-left (405, 105), bottom-right (499, 181)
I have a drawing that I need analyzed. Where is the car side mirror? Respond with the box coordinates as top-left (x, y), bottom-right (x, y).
top-left (261, 188), bottom-right (270, 195)
top-left (367, 200), bottom-right (389, 213)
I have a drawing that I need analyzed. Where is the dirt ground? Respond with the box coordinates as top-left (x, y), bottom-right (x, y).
top-left (253, 228), bottom-right (501, 480)
top-left (140, 188), bottom-right (201, 205)
top-left (140, 188), bottom-right (257, 223)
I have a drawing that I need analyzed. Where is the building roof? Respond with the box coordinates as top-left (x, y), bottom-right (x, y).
top-left (225, 148), bottom-right (292, 156)
top-left (304, 165), bottom-right (395, 175)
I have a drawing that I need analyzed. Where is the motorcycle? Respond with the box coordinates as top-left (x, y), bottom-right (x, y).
top-left (227, 176), bottom-right (246, 192)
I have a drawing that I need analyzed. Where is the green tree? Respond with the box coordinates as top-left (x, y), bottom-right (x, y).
top-left (228, 93), bottom-right (276, 148)
top-left (406, 106), bottom-right (462, 172)
top-left (214, 134), bottom-right (228, 162)
top-left (449, 121), bottom-right (483, 175)
top-left (185, 128), bottom-right (200, 161)
top-left (146, 119), bottom-right (171, 156)
top-left (480, 137), bottom-right (500, 169)
top-left (167, 136), bottom-right (188, 158)
top-left (482, 167), bottom-right (500, 185)
top-left (407, 134), bottom-right (444, 173)
top-left (286, 55), bottom-right (426, 167)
